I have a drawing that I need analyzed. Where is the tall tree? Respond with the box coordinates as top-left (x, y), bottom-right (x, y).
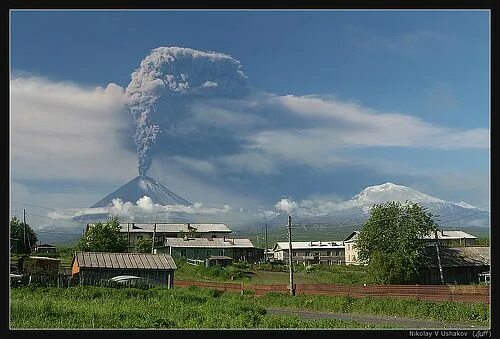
top-left (10, 217), bottom-right (38, 254)
top-left (77, 217), bottom-right (127, 252)
top-left (356, 201), bottom-right (439, 284)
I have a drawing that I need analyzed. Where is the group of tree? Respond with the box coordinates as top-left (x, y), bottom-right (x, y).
top-left (10, 217), bottom-right (38, 254)
top-left (356, 201), bottom-right (439, 284)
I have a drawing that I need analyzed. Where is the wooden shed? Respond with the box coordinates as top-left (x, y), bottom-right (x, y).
top-left (23, 256), bottom-right (61, 276)
top-left (71, 252), bottom-right (177, 288)
top-left (418, 246), bottom-right (490, 285)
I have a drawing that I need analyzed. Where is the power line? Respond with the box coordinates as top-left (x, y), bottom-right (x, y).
top-left (10, 200), bottom-right (62, 211)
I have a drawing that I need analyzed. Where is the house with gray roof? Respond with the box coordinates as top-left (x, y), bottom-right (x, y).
top-left (71, 252), bottom-right (177, 288)
top-left (418, 246), bottom-right (490, 284)
top-left (272, 241), bottom-right (345, 266)
top-left (155, 236), bottom-right (263, 263)
top-left (86, 222), bottom-right (233, 252)
top-left (422, 230), bottom-right (477, 246)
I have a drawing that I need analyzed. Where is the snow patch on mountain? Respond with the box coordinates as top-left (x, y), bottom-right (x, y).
top-left (352, 182), bottom-right (445, 205)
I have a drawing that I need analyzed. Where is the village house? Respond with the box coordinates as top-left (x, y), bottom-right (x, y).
top-left (343, 229), bottom-right (479, 265)
top-left (343, 231), bottom-right (361, 265)
top-left (86, 222), bottom-right (233, 252)
top-left (155, 236), bottom-right (263, 263)
top-left (422, 230), bottom-right (477, 246)
top-left (272, 241), bottom-right (345, 265)
top-left (34, 243), bottom-right (57, 254)
top-left (71, 252), bottom-right (177, 288)
top-left (418, 246), bottom-right (490, 284)
top-left (119, 222), bottom-right (232, 251)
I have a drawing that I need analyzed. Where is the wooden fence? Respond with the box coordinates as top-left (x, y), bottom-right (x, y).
top-left (174, 280), bottom-right (490, 304)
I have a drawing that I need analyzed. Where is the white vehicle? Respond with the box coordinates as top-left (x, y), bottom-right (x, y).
top-left (109, 275), bottom-right (157, 286)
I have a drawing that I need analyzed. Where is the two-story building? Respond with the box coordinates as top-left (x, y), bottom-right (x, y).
top-left (343, 231), bottom-right (361, 265)
top-left (422, 230), bottom-right (477, 246)
top-left (111, 222), bottom-right (232, 251)
top-left (343, 229), bottom-right (478, 265)
top-left (272, 241), bottom-right (345, 266)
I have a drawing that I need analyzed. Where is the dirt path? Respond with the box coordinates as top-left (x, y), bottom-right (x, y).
top-left (265, 307), bottom-right (485, 329)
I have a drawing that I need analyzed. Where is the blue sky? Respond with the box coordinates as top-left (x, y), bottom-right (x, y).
top-left (10, 10), bottom-right (490, 227)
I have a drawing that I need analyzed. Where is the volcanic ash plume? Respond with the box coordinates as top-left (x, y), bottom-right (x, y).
top-left (126, 46), bottom-right (248, 176)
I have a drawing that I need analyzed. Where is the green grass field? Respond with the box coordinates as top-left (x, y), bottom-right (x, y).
top-left (174, 259), bottom-right (369, 285)
top-left (10, 285), bottom-right (489, 329)
top-left (10, 286), bottom-right (395, 329)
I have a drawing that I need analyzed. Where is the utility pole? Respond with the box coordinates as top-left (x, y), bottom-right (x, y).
top-left (265, 223), bottom-right (269, 262)
top-left (287, 215), bottom-right (295, 296)
top-left (127, 223), bottom-right (131, 253)
top-left (434, 230), bottom-right (445, 284)
top-left (151, 223), bottom-right (157, 254)
top-left (23, 209), bottom-right (27, 253)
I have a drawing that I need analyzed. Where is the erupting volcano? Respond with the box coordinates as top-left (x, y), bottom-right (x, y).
top-left (90, 175), bottom-right (192, 208)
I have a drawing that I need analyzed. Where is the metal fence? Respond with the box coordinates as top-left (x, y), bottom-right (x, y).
top-left (174, 280), bottom-right (490, 304)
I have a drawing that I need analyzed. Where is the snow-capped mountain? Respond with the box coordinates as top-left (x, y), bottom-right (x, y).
top-left (349, 183), bottom-right (487, 225)
top-left (91, 175), bottom-right (192, 208)
top-left (352, 182), bottom-right (445, 205)
top-left (265, 182), bottom-right (489, 229)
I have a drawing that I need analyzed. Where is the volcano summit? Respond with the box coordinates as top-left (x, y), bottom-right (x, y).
top-left (91, 175), bottom-right (192, 208)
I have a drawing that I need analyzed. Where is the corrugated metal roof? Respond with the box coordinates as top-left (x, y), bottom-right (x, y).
top-left (74, 252), bottom-right (177, 270)
top-left (422, 230), bottom-right (477, 240)
top-left (343, 231), bottom-right (359, 243)
top-left (344, 230), bottom-right (477, 242)
top-left (163, 237), bottom-right (255, 248)
top-left (274, 241), bottom-right (344, 251)
top-left (118, 223), bottom-right (232, 233)
top-left (421, 246), bottom-right (490, 268)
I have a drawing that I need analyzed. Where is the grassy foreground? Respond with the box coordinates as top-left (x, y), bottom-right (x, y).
top-left (10, 285), bottom-right (489, 329)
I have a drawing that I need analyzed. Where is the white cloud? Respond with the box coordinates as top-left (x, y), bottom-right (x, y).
top-left (45, 195), bottom-right (233, 222)
top-left (277, 95), bottom-right (488, 149)
top-left (275, 198), bottom-right (297, 214)
top-left (10, 76), bottom-right (137, 182)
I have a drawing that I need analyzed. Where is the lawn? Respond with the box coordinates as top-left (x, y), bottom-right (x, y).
top-left (174, 259), bottom-right (370, 285)
top-left (10, 285), bottom-right (489, 329)
top-left (10, 285), bottom-right (394, 329)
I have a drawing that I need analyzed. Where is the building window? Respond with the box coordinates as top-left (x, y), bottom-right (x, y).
top-left (207, 250), bottom-right (212, 256)
top-left (293, 252), bottom-right (297, 256)
top-left (305, 251), bottom-right (310, 256)
top-left (336, 250), bottom-right (340, 256)
top-left (218, 249), bottom-right (224, 256)
top-left (181, 249), bottom-right (186, 257)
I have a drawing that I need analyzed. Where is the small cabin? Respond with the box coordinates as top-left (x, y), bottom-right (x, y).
top-left (22, 256), bottom-right (61, 276)
top-left (34, 244), bottom-right (57, 254)
top-left (71, 252), bottom-right (177, 288)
